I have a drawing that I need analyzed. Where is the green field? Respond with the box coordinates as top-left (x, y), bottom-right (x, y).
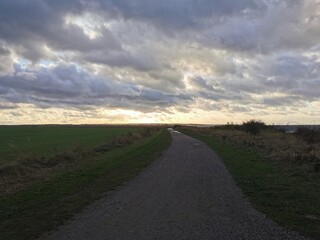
top-left (179, 127), bottom-right (320, 239)
top-left (0, 126), bottom-right (171, 240)
top-left (0, 125), bottom-right (139, 166)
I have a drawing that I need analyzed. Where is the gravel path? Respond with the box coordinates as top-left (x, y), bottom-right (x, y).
top-left (40, 131), bottom-right (311, 240)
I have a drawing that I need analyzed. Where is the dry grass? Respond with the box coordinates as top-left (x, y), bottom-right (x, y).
top-left (179, 126), bottom-right (320, 170)
top-left (179, 125), bottom-right (320, 239)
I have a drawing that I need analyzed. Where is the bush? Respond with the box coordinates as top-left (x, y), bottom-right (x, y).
top-left (296, 126), bottom-right (320, 144)
top-left (241, 120), bottom-right (266, 135)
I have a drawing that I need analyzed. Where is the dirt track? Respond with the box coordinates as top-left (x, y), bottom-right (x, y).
top-left (41, 131), bottom-right (310, 240)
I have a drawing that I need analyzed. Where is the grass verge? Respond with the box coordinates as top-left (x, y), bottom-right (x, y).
top-left (0, 129), bottom-right (171, 240)
top-left (180, 128), bottom-right (320, 240)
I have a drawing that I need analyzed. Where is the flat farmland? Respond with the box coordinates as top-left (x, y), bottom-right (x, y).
top-left (0, 125), bottom-right (171, 240)
top-left (0, 125), bottom-right (139, 166)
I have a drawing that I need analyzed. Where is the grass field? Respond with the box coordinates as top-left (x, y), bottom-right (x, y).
top-left (0, 125), bottom-right (139, 166)
top-left (0, 127), bottom-right (171, 240)
top-left (179, 126), bottom-right (320, 239)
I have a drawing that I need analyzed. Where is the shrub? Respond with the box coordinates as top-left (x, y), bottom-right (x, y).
top-left (241, 120), bottom-right (266, 135)
top-left (296, 126), bottom-right (320, 144)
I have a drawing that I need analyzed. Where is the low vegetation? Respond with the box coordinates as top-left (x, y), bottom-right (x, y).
top-left (241, 119), bottom-right (267, 135)
top-left (0, 126), bottom-right (171, 240)
top-left (0, 126), bottom-right (147, 194)
top-left (178, 123), bottom-right (320, 239)
top-left (0, 125), bottom-right (140, 166)
top-left (296, 126), bottom-right (320, 144)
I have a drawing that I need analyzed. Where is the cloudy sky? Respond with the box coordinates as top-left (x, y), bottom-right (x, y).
top-left (0, 0), bottom-right (319, 124)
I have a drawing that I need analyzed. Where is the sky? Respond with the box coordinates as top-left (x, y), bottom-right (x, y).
top-left (0, 0), bottom-right (319, 125)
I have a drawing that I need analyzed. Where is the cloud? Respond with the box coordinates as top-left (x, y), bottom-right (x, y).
top-left (0, 63), bottom-right (192, 113)
top-left (0, 44), bottom-right (14, 76)
top-left (262, 95), bottom-right (303, 106)
top-left (258, 53), bottom-right (320, 100)
top-left (194, 1), bottom-right (320, 53)
top-left (83, 49), bottom-right (160, 72)
top-left (98, 0), bottom-right (266, 30)
top-left (0, 1), bottom-right (122, 62)
top-left (0, 0), bottom-right (320, 124)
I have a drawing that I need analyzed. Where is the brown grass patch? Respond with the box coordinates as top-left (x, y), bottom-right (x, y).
top-left (179, 126), bottom-right (320, 171)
